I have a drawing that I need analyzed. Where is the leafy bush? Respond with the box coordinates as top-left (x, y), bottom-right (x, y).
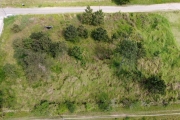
top-left (92, 10), bottom-right (104, 26)
top-left (143, 76), bottom-right (166, 94)
top-left (11, 24), bottom-right (21, 33)
top-left (50, 42), bottom-right (67, 58)
top-left (112, 0), bottom-right (130, 5)
top-left (77, 25), bottom-right (88, 39)
top-left (2, 63), bottom-right (19, 79)
top-left (116, 39), bottom-right (138, 60)
top-left (33, 100), bottom-right (50, 116)
top-left (97, 92), bottom-right (110, 111)
top-left (91, 27), bottom-right (109, 42)
top-left (0, 91), bottom-right (3, 109)
top-left (65, 101), bottom-right (76, 113)
top-left (0, 67), bottom-right (5, 83)
top-left (68, 46), bottom-right (83, 60)
top-left (64, 25), bottom-right (78, 42)
top-left (30, 32), bottom-right (45, 40)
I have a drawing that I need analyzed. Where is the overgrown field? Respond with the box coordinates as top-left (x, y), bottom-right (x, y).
top-left (1, 0), bottom-right (180, 7)
top-left (0, 8), bottom-right (180, 118)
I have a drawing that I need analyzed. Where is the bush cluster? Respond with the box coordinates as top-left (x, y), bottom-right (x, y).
top-left (79, 6), bottom-right (104, 26)
top-left (143, 76), bottom-right (166, 94)
top-left (13, 32), bottom-right (67, 81)
top-left (91, 27), bottom-right (109, 42)
top-left (68, 46), bottom-right (83, 60)
top-left (11, 24), bottom-right (21, 33)
top-left (64, 25), bottom-right (88, 42)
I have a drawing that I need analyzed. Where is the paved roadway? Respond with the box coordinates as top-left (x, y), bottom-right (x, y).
top-left (0, 3), bottom-right (180, 16)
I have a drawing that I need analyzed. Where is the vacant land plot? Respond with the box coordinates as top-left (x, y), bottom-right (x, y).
top-left (1, 10), bottom-right (180, 119)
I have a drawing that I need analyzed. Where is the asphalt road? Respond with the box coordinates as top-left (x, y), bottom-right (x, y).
top-left (0, 3), bottom-right (180, 17)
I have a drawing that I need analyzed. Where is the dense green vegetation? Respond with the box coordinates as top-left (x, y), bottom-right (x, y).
top-left (0, 7), bottom-right (180, 118)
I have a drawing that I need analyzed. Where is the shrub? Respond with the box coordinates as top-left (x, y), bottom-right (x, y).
top-left (92, 10), bottom-right (104, 26)
top-left (68, 46), bottom-right (83, 60)
top-left (0, 67), bottom-right (5, 83)
top-left (77, 25), bottom-right (88, 39)
top-left (2, 63), bottom-right (18, 79)
top-left (65, 101), bottom-right (76, 113)
top-left (50, 42), bottom-right (67, 58)
top-left (64, 25), bottom-right (78, 42)
top-left (0, 91), bottom-right (3, 109)
top-left (143, 76), bottom-right (166, 94)
top-left (112, 0), bottom-right (130, 5)
top-left (24, 32), bottom-right (52, 53)
top-left (97, 92), bottom-right (110, 111)
top-left (91, 27), bottom-right (109, 42)
top-left (30, 32), bottom-right (45, 40)
top-left (116, 39), bottom-right (138, 60)
top-left (33, 100), bottom-right (50, 116)
top-left (11, 24), bottom-right (21, 33)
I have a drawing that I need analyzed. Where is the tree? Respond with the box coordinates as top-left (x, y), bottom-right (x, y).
top-left (91, 27), bottom-right (109, 42)
top-left (92, 10), bottom-right (104, 26)
top-left (64, 25), bottom-right (78, 42)
top-left (77, 25), bottom-right (88, 39)
top-left (80, 6), bottom-right (93, 25)
top-left (112, 0), bottom-right (130, 5)
top-left (143, 76), bottom-right (166, 94)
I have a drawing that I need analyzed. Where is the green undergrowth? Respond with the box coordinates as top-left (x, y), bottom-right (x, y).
top-left (0, 10), bottom-right (180, 118)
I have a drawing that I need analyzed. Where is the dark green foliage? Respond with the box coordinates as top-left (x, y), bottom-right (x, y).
top-left (30, 32), bottom-right (45, 40)
top-left (33, 100), bottom-right (50, 115)
top-left (50, 42), bottom-right (67, 58)
top-left (116, 39), bottom-right (138, 60)
top-left (11, 24), bottom-right (21, 33)
top-left (143, 76), bottom-right (166, 94)
top-left (91, 27), bottom-right (109, 42)
top-left (0, 91), bottom-right (3, 109)
top-left (64, 25), bottom-right (78, 42)
top-left (2, 63), bottom-right (19, 79)
top-left (0, 67), bottom-right (5, 83)
top-left (112, 0), bottom-right (130, 5)
top-left (79, 6), bottom-right (104, 26)
top-left (68, 46), bottom-right (83, 60)
top-left (97, 92), bottom-right (110, 111)
top-left (116, 40), bottom-right (146, 63)
top-left (92, 10), bottom-right (104, 26)
top-left (65, 101), bottom-right (76, 113)
top-left (77, 25), bottom-right (88, 39)
top-left (80, 6), bottom-right (93, 25)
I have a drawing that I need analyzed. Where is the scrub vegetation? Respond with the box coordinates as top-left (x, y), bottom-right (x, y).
top-left (0, 7), bottom-right (180, 119)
